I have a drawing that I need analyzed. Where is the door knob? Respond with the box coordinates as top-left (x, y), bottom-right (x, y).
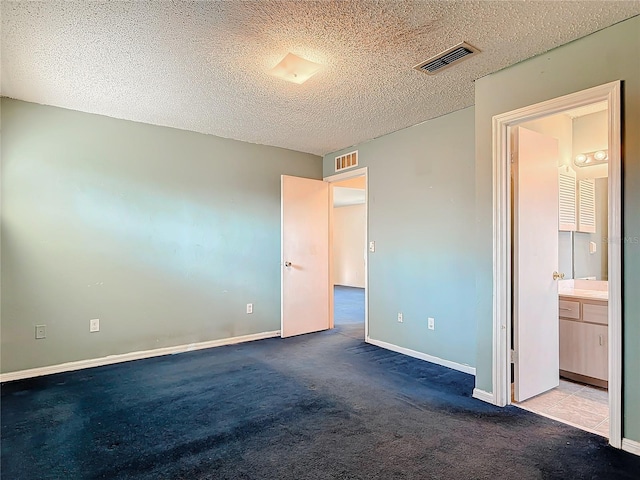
top-left (553, 271), bottom-right (565, 280)
top-left (284, 261), bottom-right (292, 267)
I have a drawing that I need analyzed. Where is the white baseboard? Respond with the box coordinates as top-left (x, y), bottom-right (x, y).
top-left (622, 438), bottom-right (640, 456)
top-left (0, 330), bottom-right (280, 383)
top-left (366, 337), bottom-right (476, 375)
top-left (472, 388), bottom-right (495, 404)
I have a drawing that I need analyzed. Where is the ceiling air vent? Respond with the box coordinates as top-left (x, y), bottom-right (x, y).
top-left (335, 150), bottom-right (358, 172)
top-left (414, 42), bottom-right (480, 75)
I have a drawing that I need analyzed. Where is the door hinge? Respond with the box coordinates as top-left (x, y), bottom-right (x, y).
top-left (510, 152), bottom-right (515, 164)
top-left (510, 349), bottom-right (517, 363)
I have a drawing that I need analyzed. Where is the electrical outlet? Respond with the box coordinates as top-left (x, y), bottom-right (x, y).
top-left (428, 317), bottom-right (435, 330)
top-left (246, 303), bottom-right (253, 314)
top-left (90, 318), bottom-right (100, 333)
top-left (35, 325), bottom-right (46, 339)
top-left (369, 241), bottom-right (376, 252)
top-left (397, 312), bottom-right (403, 323)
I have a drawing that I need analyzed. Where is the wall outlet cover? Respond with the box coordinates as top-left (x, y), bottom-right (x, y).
top-left (35, 325), bottom-right (46, 339)
top-left (90, 319), bottom-right (100, 333)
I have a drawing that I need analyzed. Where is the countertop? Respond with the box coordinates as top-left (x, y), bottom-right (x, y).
top-left (558, 279), bottom-right (608, 302)
top-left (559, 289), bottom-right (608, 301)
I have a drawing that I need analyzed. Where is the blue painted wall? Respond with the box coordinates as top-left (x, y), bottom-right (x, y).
top-left (324, 107), bottom-right (477, 370)
top-left (1, 99), bottom-right (322, 373)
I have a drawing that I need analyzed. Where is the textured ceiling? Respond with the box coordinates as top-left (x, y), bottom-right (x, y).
top-left (2, 1), bottom-right (639, 156)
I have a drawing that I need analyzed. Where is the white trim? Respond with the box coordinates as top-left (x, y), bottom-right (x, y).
top-left (472, 388), bottom-right (495, 404)
top-left (492, 110), bottom-right (511, 407)
top-left (367, 337), bottom-right (476, 375)
top-left (491, 81), bottom-right (622, 447)
top-left (324, 167), bottom-right (369, 340)
top-left (622, 439), bottom-right (640, 457)
top-left (324, 166), bottom-right (367, 183)
top-left (606, 83), bottom-right (623, 450)
top-left (280, 175), bottom-right (286, 337)
top-left (0, 331), bottom-right (280, 383)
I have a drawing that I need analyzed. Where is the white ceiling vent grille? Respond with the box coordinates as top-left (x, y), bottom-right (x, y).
top-left (414, 42), bottom-right (480, 75)
top-left (335, 151), bottom-right (358, 172)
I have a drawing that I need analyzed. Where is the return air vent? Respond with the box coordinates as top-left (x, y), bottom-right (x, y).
top-left (335, 150), bottom-right (358, 172)
top-left (414, 42), bottom-right (480, 75)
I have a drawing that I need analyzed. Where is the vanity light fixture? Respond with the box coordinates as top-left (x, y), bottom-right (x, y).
top-left (268, 53), bottom-right (322, 84)
top-left (573, 149), bottom-right (608, 168)
top-left (593, 150), bottom-right (608, 161)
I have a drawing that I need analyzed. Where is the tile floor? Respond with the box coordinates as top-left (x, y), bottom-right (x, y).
top-left (515, 379), bottom-right (609, 436)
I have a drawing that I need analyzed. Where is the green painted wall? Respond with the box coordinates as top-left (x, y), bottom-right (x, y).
top-left (323, 107), bottom-right (477, 370)
top-left (474, 16), bottom-right (640, 441)
top-left (0, 99), bottom-right (322, 373)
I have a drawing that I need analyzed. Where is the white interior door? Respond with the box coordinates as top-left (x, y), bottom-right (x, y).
top-left (513, 126), bottom-right (561, 402)
top-left (281, 175), bottom-right (330, 338)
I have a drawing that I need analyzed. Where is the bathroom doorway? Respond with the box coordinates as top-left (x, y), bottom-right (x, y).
top-left (491, 82), bottom-right (622, 447)
top-left (512, 103), bottom-right (610, 437)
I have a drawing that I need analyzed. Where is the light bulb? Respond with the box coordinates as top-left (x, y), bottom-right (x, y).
top-left (575, 154), bottom-right (587, 164)
top-left (594, 150), bottom-right (607, 161)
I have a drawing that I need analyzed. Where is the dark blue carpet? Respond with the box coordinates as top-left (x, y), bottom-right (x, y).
top-left (334, 285), bottom-right (365, 325)
top-left (2, 326), bottom-right (640, 479)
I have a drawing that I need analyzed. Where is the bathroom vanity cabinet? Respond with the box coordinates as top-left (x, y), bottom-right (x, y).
top-left (559, 295), bottom-right (608, 388)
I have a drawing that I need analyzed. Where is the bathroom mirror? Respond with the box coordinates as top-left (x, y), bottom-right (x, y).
top-left (558, 106), bottom-right (609, 281)
top-left (520, 102), bottom-right (609, 282)
top-left (558, 176), bottom-right (608, 280)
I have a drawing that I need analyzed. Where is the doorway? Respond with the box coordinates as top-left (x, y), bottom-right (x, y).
top-left (511, 104), bottom-right (610, 437)
top-left (491, 82), bottom-right (622, 447)
top-left (280, 167), bottom-right (368, 340)
top-left (325, 168), bottom-right (368, 340)
top-left (331, 175), bottom-right (366, 338)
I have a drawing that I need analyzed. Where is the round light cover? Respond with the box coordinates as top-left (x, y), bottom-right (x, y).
top-left (594, 150), bottom-right (607, 161)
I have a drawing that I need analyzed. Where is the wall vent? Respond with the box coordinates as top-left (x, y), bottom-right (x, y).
top-left (335, 150), bottom-right (358, 172)
top-left (414, 42), bottom-right (480, 75)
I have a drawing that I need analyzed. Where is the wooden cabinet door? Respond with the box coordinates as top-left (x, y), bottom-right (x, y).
top-left (559, 319), bottom-right (608, 380)
top-left (584, 323), bottom-right (608, 380)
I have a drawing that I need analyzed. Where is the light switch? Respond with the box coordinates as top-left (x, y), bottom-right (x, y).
top-left (589, 241), bottom-right (597, 254)
top-left (369, 241), bottom-right (375, 252)
top-left (90, 319), bottom-right (100, 332)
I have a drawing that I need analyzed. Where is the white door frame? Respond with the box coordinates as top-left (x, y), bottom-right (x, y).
top-left (491, 82), bottom-right (622, 447)
top-left (324, 167), bottom-right (369, 340)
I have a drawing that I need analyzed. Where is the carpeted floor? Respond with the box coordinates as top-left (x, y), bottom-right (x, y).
top-left (3, 322), bottom-right (640, 479)
top-left (334, 285), bottom-right (365, 326)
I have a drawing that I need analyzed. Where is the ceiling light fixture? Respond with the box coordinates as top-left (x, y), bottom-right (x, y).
top-left (574, 149), bottom-right (608, 168)
top-left (268, 53), bottom-right (322, 85)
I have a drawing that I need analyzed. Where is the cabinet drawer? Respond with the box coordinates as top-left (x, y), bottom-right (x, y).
top-left (583, 303), bottom-right (608, 325)
top-left (559, 299), bottom-right (580, 319)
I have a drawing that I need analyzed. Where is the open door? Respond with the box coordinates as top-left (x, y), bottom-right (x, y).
top-left (513, 127), bottom-right (561, 402)
top-left (281, 175), bottom-right (330, 338)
